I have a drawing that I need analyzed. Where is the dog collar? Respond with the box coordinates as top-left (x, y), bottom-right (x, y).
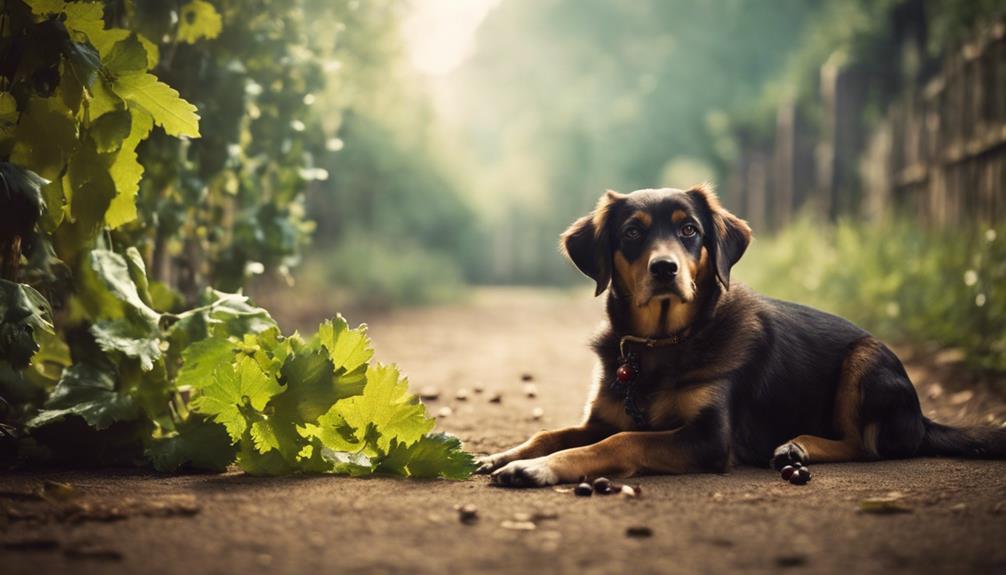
top-left (611, 332), bottom-right (689, 429)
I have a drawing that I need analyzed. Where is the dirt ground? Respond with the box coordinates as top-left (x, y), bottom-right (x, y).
top-left (2, 288), bottom-right (1006, 574)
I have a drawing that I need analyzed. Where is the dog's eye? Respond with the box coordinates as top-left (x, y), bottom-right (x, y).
top-left (623, 227), bottom-right (642, 240)
top-left (680, 224), bottom-right (698, 238)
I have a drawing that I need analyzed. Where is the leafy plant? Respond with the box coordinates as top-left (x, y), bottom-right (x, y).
top-left (737, 215), bottom-right (1006, 376)
top-left (0, 0), bottom-right (475, 479)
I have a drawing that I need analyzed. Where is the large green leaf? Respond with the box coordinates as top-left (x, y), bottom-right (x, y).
top-left (321, 363), bottom-right (433, 453)
top-left (90, 318), bottom-right (161, 372)
top-left (380, 433), bottom-right (477, 480)
top-left (105, 109), bottom-right (153, 228)
top-left (146, 416), bottom-right (235, 472)
top-left (111, 72), bottom-right (200, 138)
top-left (317, 315), bottom-right (373, 374)
top-left (9, 97), bottom-right (77, 181)
top-left (191, 355), bottom-right (282, 441)
top-left (26, 361), bottom-right (139, 430)
top-left (175, 336), bottom-right (235, 391)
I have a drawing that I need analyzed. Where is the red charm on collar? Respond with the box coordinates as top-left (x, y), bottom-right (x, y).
top-left (616, 363), bottom-right (635, 383)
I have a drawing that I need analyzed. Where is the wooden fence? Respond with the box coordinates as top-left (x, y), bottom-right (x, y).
top-left (723, 17), bottom-right (1006, 231)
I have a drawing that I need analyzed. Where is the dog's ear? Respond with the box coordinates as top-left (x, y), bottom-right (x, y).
top-left (560, 190), bottom-right (625, 296)
top-left (687, 184), bottom-right (752, 290)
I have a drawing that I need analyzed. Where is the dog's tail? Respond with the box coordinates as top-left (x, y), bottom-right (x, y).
top-left (918, 417), bottom-right (1006, 458)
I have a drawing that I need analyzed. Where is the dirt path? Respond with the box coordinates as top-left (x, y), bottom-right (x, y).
top-left (3, 288), bottom-right (1006, 574)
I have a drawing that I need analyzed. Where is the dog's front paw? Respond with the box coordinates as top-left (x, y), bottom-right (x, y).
top-left (771, 441), bottom-right (808, 470)
top-left (474, 453), bottom-right (509, 474)
top-left (490, 457), bottom-right (559, 488)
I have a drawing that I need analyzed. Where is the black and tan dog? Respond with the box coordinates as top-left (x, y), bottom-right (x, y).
top-left (477, 184), bottom-right (1006, 486)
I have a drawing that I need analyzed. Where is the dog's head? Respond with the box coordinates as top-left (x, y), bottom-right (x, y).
top-left (561, 185), bottom-right (752, 306)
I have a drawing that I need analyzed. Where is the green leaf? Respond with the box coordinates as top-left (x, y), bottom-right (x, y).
top-left (191, 355), bottom-right (282, 441)
top-left (317, 315), bottom-right (373, 374)
top-left (84, 249), bottom-right (161, 324)
top-left (88, 109), bottom-right (131, 153)
top-left (90, 318), bottom-right (161, 372)
top-left (111, 72), bottom-right (200, 138)
top-left (10, 97), bottom-right (77, 181)
top-left (105, 109), bottom-right (152, 229)
top-left (26, 361), bottom-right (139, 430)
top-left (322, 363), bottom-right (434, 453)
top-left (103, 34), bottom-right (149, 75)
top-left (177, 1), bottom-right (223, 44)
top-left (146, 416), bottom-right (236, 472)
top-left (175, 336), bottom-right (234, 391)
top-left (385, 433), bottom-right (476, 480)
top-left (66, 138), bottom-right (115, 238)
top-left (63, 41), bottom-right (102, 90)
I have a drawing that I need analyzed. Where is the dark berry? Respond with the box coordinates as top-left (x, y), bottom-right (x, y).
top-left (592, 477), bottom-right (612, 494)
top-left (780, 465), bottom-right (796, 480)
top-left (616, 364), bottom-right (635, 383)
top-left (792, 460), bottom-right (804, 468)
top-left (574, 482), bottom-right (593, 497)
top-left (789, 468), bottom-right (811, 485)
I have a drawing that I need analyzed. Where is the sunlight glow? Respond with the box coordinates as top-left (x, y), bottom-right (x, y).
top-left (402, 0), bottom-right (502, 76)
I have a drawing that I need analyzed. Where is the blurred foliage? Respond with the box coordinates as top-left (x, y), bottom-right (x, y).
top-left (450, 0), bottom-right (820, 284)
top-left (737, 216), bottom-right (1006, 374)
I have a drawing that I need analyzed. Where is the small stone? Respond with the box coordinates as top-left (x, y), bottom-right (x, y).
top-left (950, 502), bottom-right (967, 512)
top-left (488, 392), bottom-right (502, 404)
top-left (473, 385), bottom-right (484, 394)
top-left (531, 407), bottom-right (544, 420)
top-left (520, 373), bottom-right (534, 381)
top-left (574, 483), bottom-right (593, 497)
top-left (512, 512), bottom-right (533, 522)
top-left (532, 510), bottom-right (559, 521)
top-left (860, 495), bottom-right (912, 514)
top-left (523, 383), bottom-right (538, 398)
top-left (949, 390), bottom-right (974, 405)
top-left (457, 504), bottom-right (478, 524)
top-left (619, 485), bottom-right (638, 497)
top-left (626, 526), bottom-right (653, 538)
top-left (437, 406), bottom-right (453, 418)
top-left (455, 389), bottom-right (469, 401)
top-left (419, 386), bottom-right (440, 401)
top-left (501, 520), bottom-right (536, 531)
top-left (775, 554), bottom-right (808, 568)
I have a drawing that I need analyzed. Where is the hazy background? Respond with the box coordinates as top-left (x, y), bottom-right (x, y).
top-left (255, 0), bottom-right (1005, 375)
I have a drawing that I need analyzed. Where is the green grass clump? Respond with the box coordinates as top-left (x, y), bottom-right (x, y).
top-left (736, 214), bottom-right (1006, 374)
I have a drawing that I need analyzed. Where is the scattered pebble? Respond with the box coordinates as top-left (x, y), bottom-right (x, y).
top-left (775, 554), bottom-right (808, 568)
top-left (949, 390), bottom-right (974, 405)
top-left (455, 389), bottom-right (469, 401)
top-left (488, 392), bottom-right (502, 404)
top-left (520, 373), bottom-right (534, 381)
top-left (950, 502), bottom-right (968, 513)
top-left (523, 383), bottom-right (538, 398)
top-left (859, 494), bottom-right (912, 515)
top-left (437, 406), bottom-right (453, 418)
top-left (419, 386), bottom-right (440, 401)
top-left (473, 385), bottom-right (484, 394)
top-left (619, 484), bottom-right (640, 498)
top-left (457, 504), bottom-right (478, 524)
top-left (64, 543), bottom-right (123, 561)
top-left (530, 407), bottom-right (544, 420)
top-left (626, 526), bottom-right (653, 538)
top-left (39, 480), bottom-right (76, 502)
top-left (574, 483), bottom-right (593, 497)
top-left (532, 510), bottom-right (559, 521)
top-left (501, 520), bottom-right (536, 531)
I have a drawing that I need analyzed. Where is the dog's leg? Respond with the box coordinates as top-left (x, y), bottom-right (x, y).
top-left (475, 423), bottom-right (616, 474)
top-left (771, 435), bottom-right (865, 468)
top-left (491, 407), bottom-right (728, 487)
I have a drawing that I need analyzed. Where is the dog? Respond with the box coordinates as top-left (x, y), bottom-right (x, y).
top-left (477, 184), bottom-right (1006, 487)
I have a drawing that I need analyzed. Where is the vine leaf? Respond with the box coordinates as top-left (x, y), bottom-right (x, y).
top-left (177, 1), bottom-right (224, 44)
top-left (112, 73), bottom-right (201, 138)
top-left (105, 109), bottom-right (153, 228)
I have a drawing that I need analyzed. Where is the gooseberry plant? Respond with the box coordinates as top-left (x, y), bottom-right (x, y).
top-left (0, 0), bottom-right (474, 478)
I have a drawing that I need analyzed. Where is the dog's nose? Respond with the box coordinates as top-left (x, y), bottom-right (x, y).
top-left (649, 258), bottom-right (678, 281)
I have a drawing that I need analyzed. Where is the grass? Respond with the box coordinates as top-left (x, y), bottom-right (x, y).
top-left (735, 214), bottom-right (1006, 375)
